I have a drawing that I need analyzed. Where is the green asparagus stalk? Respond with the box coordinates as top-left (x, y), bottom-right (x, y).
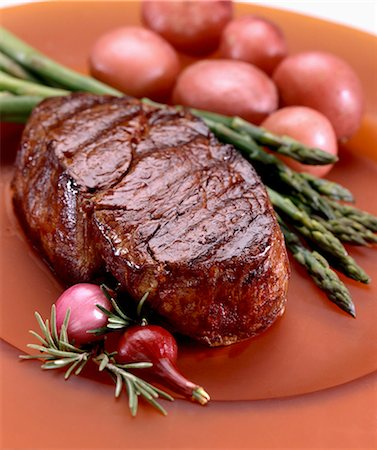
top-left (203, 118), bottom-right (336, 219)
top-left (277, 215), bottom-right (356, 317)
top-left (0, 94), bottom-right (43, 121)
top-left (288, 194), bottom-right (377, 245)
top-left (316, 218), bottom-right (367, 246)
top-left (316, 216), bottom-right (377, 246)
top-left (0, 27), bottom-right (122, 96)
top-left (187, 108), bottom-right (336, 165)
top-left (0, 70), bottom-right (68, 97)
top-left (230, 116), bottom-right (338, 165)
top-left (0, 50), bottom-right (39, 82)
top-left (329, 199), bottom-right (377, 232)
top-left (188, 108), bottom-right (234, 127)
top-left (340, 218), bottom-right (377, 244)
top-left (300, 172), bottom-right (354, 202)
top-left (267, 187), bottom-right (370, 283)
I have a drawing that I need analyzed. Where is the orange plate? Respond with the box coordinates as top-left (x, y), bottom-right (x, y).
top-left (1, 2), bottom-right (377, 448)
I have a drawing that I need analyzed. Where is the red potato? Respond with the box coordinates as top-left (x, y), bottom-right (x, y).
top-left (273, 51), bottom-right (364, 140)
top-left (141, 0), bottom-right (233, 55)
top-left (219, 15), bottom-right (288, 75)
top-left (261, 106), bottom-right (338, 177)
top-left (89, 26), bottom-right (180, 100)
top-left (173, 59), bottom-right (278, 124)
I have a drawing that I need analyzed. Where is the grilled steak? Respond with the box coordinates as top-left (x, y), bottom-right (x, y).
top-left (12, 93), bottom-right (289, 346)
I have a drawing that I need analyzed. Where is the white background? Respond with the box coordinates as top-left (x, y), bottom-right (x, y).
top-left (0, 0), bottom-right (376, 35)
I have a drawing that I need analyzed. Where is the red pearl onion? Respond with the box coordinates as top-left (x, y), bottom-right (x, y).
top-left (116, 325), bottom-right (210, 405)
top-left (55, 283), bottom-right (112, 345)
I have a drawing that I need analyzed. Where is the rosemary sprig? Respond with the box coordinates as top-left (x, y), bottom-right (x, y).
top-left (94, 353), bottom-right (174, 417)
top-left (89, 286), bottom-right (149, 335)
top-left (20, 302), bottom-right (174, 416)
top-left (19, 306), bottom-right (91, 379)
top-left (136, 291), bottom-right (149, 318)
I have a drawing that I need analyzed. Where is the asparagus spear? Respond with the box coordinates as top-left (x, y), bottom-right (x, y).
top-left (288, 194), bottom-right (377, 245)
top-left (300, 172), bottom-right (354, 202)
top-left (329, 199), bottom-right (377, 232)
top-left (0, 27), bottom-right (122, 96)
top-left (203, 118), bottom-right (336, 219)
top-left (315, 218), bottom-right (367, 246)
top-left (0, 70), bottom-right (68, 97)
top-left (145, 103), bottom-right (337, 166)
top-left (267, 187), bottom-right (370, 283)
top-left (0, 50), bottom-right (39, 82)
top-left (230, 116), bottom-right (338, 165)
top-left (316, 216), bottom-right (377, 246)
top-left (277, 215), bottom-right (356, 317)
top-left (0, 94), bottom-right (43, 122)
top-left (340, 218), bottom-right (377, 244)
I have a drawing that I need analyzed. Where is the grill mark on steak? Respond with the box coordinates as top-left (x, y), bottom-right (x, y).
top-left (49, 99), bottom-right (141, 160)
top-left (18, 94), bottom-right (109, 167)
top-left (60, 104), bottom-right (207, 193)
top-left (15, 95), bottom-right (111, 214)
top-left (97, 128), bottom-right (268, 260)
top-left (95, 146), bottom-right (211, 210)
top-left (146, 197), bottom-right (263, 264)
top-left (65, 126), bottom-right (135, 191)
top-left (136, 117), bottom-right (210, 156)
top-left (12, 93), bottom-right (290, 346)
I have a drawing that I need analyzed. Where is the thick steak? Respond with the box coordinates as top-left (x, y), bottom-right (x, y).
top-left (12, 93), bottom-right (289, 346)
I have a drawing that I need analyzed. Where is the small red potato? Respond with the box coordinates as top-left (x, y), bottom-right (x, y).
top-left (261, 106), bottom-right (338, 177)
top-left (173, 59), bottom-right (278, 124)
top-left (89, 26), bottom-right (180, 100)
top-left (141, 0), bottom-right (233, 55)
top-left (273, 51), bottom-right (364, 140)
top-left (219, 15), bottom-right (288, 75)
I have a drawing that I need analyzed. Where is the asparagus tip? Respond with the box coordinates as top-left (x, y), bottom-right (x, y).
top-left (343, 301), bottom-right (356, 318)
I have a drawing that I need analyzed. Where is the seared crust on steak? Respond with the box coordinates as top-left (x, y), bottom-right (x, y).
top-left (12, 93), bottom-right (290, 346)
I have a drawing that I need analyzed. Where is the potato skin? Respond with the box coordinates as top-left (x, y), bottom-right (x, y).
top-left (89, 26), bottom-right (180, 100)
top-left (262, 106), bottom-right (338, 178)
top-left (141, 0), bottom-right (233, 55)
top-left (273, 51), bottom-right (364, 140)
top-left (219, 15), bottom-right (288, 75)
top-left (173, 59), bottom-right (278, 124)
